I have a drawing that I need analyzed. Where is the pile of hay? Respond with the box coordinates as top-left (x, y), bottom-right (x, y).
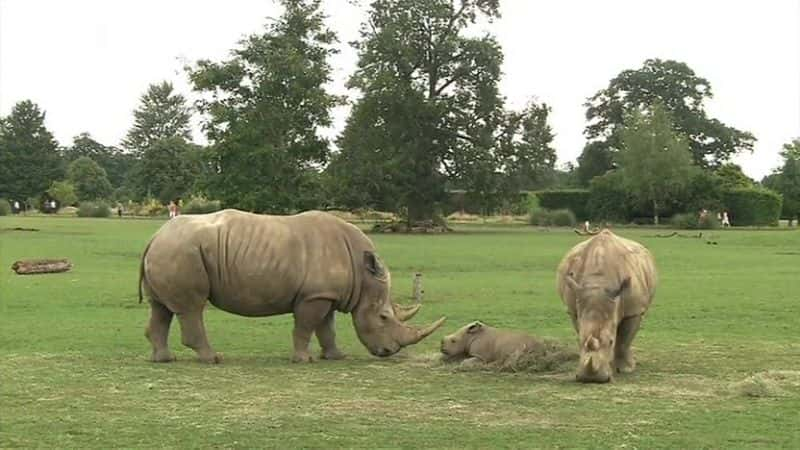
top-left (729, 370), bottom-right (800, 398)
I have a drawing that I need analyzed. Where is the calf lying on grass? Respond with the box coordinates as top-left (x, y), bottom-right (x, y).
top-left (439, 321), bottom-right (578, 372)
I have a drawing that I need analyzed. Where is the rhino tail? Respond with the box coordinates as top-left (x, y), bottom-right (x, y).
top-left (138, 240), bottom-right (153, 304)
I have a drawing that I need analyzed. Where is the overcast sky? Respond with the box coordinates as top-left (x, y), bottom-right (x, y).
top-left (1, 0), bottom-right (798, 179)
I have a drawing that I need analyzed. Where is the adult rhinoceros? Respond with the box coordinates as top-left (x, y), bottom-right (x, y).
top-left (138, 209), bottom-right (445, 363)
top-left (556, 229), bottom-right (657, 383)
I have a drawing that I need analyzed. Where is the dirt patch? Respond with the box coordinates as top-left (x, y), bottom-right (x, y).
top-left (729, 370), bottom-right (800, 398)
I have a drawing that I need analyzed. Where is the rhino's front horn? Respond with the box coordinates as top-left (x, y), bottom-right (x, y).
top-left (393, 303), bottom-right (421, 321)
top-left (396, 317), bottom-right (447, 347)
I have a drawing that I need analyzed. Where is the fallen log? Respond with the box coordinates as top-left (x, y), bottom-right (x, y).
top-left (11, 258), bottom-right (73, 275)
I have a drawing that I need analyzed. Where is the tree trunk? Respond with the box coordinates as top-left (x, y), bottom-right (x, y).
top-left (653, 200), bottom-right (659, 225)
top-left (12, 258), bottom-right (72, 275)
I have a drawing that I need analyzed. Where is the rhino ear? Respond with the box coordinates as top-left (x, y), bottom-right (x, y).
top-left (363, 251), bottom-right (386, 278)
top-left (467, 321), bottom-right (484, 334)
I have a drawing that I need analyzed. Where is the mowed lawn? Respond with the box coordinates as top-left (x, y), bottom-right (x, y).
top-left (1, 216), bottom-right (799, 449)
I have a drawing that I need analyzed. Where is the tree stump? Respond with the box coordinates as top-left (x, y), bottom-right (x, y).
top-left (11, 258), bottom-right (73, 275)
top-left (413, 273), bottom-right (424, 303)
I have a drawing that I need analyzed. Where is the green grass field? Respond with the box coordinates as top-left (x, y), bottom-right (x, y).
top-left (1, 216), bottom-right (799, 449)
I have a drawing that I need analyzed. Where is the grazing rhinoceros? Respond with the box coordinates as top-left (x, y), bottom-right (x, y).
top-left (556, 229), bottom-right (657, 383)
top-left (138, 209), bottom-right (445, 363)
top-left (440, 321), bottom-right (540, 364)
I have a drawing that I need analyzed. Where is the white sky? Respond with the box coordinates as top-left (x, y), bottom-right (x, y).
top-left (1, 0), bottom-right (798, 180)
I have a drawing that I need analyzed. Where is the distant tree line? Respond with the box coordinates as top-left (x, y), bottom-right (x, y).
top-left (0, 0), bottom-right (795, 225)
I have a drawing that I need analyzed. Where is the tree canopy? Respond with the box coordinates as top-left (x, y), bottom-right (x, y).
top-left (331, 0), bottom-right (553, 222)
top-left (67, 157), bottom-right (113, 201)
top-left (0, 100), bottom-right (64, 203)
top-left (187, 0), bottom-right (340, 213)
top-left (122, 82), bottom-right (192, 155)
top-left (585, 59), bottom-right (755, 170)
top-left (616, 102), bottom-right (696, 224)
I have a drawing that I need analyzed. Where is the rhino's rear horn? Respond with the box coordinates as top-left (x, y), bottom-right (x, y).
top-left (393, 303), bottom-right (421, 321)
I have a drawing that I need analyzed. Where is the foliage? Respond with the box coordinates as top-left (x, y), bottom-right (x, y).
top-left (126, 137), bottom-right (206, 203)
top-left (679, 170), bottom-right (724, 214)
top-left (534, 189), bottom-right (589, 220)
top-left (575, 141), bottom-right (614, 186)
top-left (64, 133), bottom-right (135, 188)
top-left (76, 201), bottom-right (111, 218)
top-left (334, 0), bottom-right (553, 223)
top-left (47, 181), bottom-right (78, 206)
top-left (587, 171), bottom-right (634, 222)
top-left (0, 100), bottom-right (64, 201)
top-left (715, 163), bottom-right (754, 190)
top-left (187, 0), bottom-right (339, 214)
top-left (722, 187), bottom-right (783, 226)
top-left (182, 196), bottom-right (222, 215)
top-left (761, 139), bottom-right (800, 221)
top-left (529, 208), bottom-right (576, 227)
top-left (133, 198), bottom-right (169, 217)
top-left (67, 157), bottom-right (113, 201)
top-left (585, 58), bottom-right (755, 168)
top-left (121, 82), bottom-right (191, 155)
top-left (670, 212), bottom-right (720, 230)
top-left (0, 198), bottom-right (10, 216)
top-left (616, 102), bottom-right (696, 224)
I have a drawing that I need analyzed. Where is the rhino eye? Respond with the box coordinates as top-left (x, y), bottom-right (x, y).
top-left (450, 339), bottom-right (456, 343)
top-left (379, 313), bottom-right (388, 321)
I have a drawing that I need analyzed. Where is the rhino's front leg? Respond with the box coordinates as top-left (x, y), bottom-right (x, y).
top-left (316, 309), bottom-right (345, 360)
top-left (292, 299), bottom-right (333, 363)
top-left (614, 315), bottom-right (642, 373)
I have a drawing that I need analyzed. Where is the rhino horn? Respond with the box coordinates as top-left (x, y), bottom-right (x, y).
top-left (396, 317), bottom-right (447, 347)
top-left (393, 303), bottom-right (421, 321)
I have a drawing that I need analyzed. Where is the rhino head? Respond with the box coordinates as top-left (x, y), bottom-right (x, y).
top-left (566, 273), bottom-right (629, 383)
top-left (351, 251), bottom-right (446, 357)
top-left (440, 321), bottom-right (484, 358)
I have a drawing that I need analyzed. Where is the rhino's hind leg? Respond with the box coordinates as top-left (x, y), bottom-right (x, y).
top-left (292, 299), bottom-right (334, 363)
top-left (146, 300), bottom-right (176, 363)
top-left (317, 309), bottom-right (345, 360)
top-left (177, 308), bottom-right (221, 364)
top-left (614, 315), bottom-right (642, 374)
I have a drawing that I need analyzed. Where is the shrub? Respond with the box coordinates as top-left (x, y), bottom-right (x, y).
top-left (136, 198), bottom-right (168, 217)
top-left (535, 190), bottom-right (590, 220)
top-left (588, 172), bottom-right (634, 222)
top-left (722, 188), bottom-right (783, 226)
top-left (0, 198), bottom-right (11, 216)
top-left (530, 208), bottom-right (576, 227)
top-left (182, 196), bottom-right (222, 215)
top-left (671, 213), bottom-right (721, 230)
top-left (77, 201), bottom-right (111, 218)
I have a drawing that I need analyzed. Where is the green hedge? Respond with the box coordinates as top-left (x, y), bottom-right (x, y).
top-left (587, 173), bottom-right (633, 222)
top-left (530, 208), bottom-right (576, 227)
top-left (535, 190), bottom-right (590, 220)
top-left (0, 198), bottom-right (11, 216)
top-left (183, 196), bottom-right (223, 215)
top-left (77, 201), bottom-right (111, 218)
top-left (722, 188), bottom-right (782, 226)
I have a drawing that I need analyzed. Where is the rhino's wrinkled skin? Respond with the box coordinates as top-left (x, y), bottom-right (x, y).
top-left (556, 229), bottom-right (657, 383)
top-left (139, 209), bottom-right (445, 363)
top-left (440, 321), bottom-right (540, 364)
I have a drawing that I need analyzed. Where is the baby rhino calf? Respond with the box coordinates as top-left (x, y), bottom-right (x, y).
top-left (440, 321), bottom-right (539, 365)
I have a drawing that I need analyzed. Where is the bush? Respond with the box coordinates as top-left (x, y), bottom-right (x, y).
top-left (135, 198), bottom-right (168, 217)
top-left (0, 198), bottom-right (11, 216)
top-left (671, 213), bottom-right (721, 230)
top-left (182, 196), bottom-right (222, 215)
top-left (722, 188), bottom-right (783, 226)
top-left (535, 190), bottom-right (590, 220)
top-left (77, 201), bottom-right (111, 218)
top-left (588, 172), bottom-right (634, 222)
top-left (530, 208), bottom-right (576, 227)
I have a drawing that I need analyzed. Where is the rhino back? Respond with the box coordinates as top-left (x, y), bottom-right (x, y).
top-left (145, 210), bottom-right (365, 316)
top-left (557, 230), bottom-right (657, 317)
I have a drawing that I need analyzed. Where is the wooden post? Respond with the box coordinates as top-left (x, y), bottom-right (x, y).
top-left (413, 272), bottom-right (423, 303)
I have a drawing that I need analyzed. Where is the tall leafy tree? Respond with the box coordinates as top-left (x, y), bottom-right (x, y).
top-left (585, 59), bottom-right (755, 169)
top-left (65, 132), bottom-right (135, 188)
top-left (126, 137), bottom-right (206, 203)
top-left (0, 100), bottom-right (64, 202)
top-left (187, 0), bottom-right (340, 213)
top-left (762, 139), bottom-right (800, 224)
top-left (335, 0), bottom-right (552, 222)
top-left (575, 141), bottom-right (614, 186)
top-left (616, 102), bottom-right (696, 224)
top-left (67, 157), bottom-right (113, 201)
top-left (714, 163), bottom-right (754, 190)
top-left (122, 82), bottom-right (192, 155)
